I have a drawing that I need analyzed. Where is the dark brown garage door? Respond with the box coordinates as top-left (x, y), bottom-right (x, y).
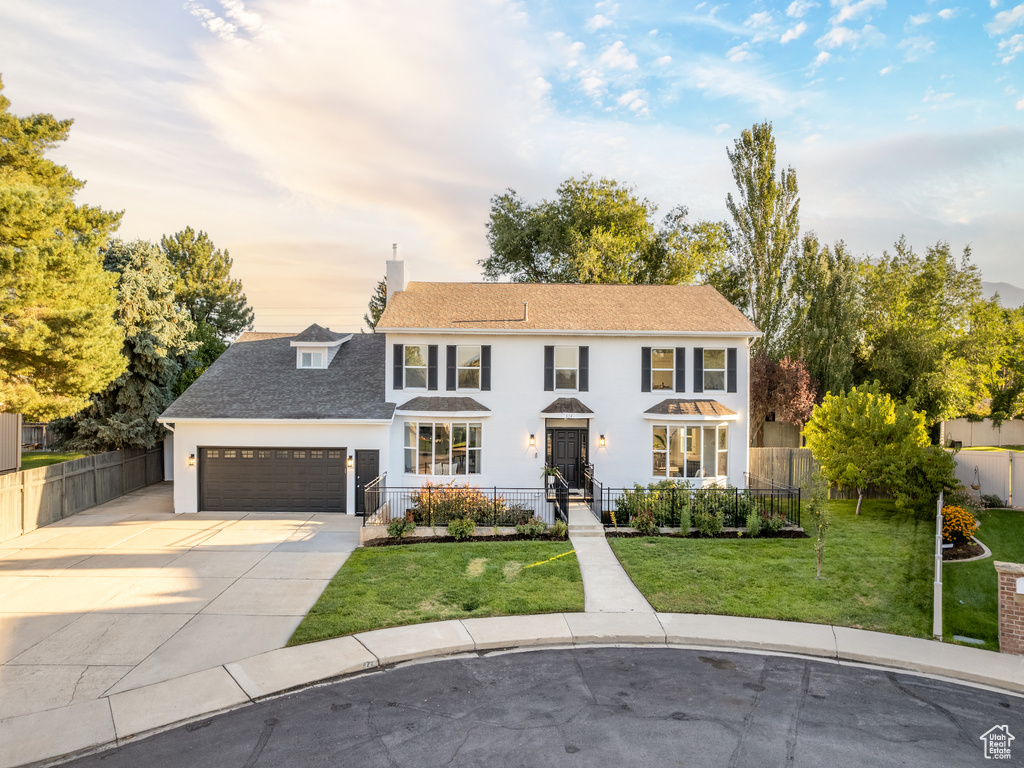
top-left (199, 447), bottom-right (346, 512)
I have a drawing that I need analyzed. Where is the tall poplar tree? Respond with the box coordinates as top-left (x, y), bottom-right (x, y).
top-left (364, 276), bottom-right (386, 330)
top-left (725, 121), bottom-right (800, 354)
top-left (0, 77), bottom-right (125, 420)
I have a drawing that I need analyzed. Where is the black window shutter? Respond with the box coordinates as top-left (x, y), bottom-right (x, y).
top-left (393, 344), bottom-right (404, 390)
top-left (578, 346), bottom-right (589, 392)
top-left (675, 347), bottom-right (686, 393)
top-left (446, 345), bottom-right (456, 391)
top-left (641, 347), bottom-right (651, 392)
top-left (544, 346), bottom-right (554, 391)
top-left (428, 345), bottom-right (438, 391)
top-left (481, 346), bottom-right (491, 391)
top-left (693, 347), bottom-right (704, 393)
top-left (727, 348), bottom-right (738, 393)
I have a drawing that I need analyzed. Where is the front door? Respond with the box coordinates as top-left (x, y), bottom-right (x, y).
top-left (354, 450), bottom-right (379, 515)
top-left (548, 429), bottom-right (587, 489)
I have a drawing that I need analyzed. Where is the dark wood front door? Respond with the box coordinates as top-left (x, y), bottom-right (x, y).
top-left (354, 450), bottom-right (379, 515)
top-left (548, 429), bottom-right (587, 489)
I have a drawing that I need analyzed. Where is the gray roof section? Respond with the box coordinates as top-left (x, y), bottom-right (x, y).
top-left (160, 332), bottom-right (395, 421)
top-left (541, 397), bottom-right (594, 414)
top-left (396, 397), bottom-right (490, 412)
top-left (292, 323), bottom-right (348, 343)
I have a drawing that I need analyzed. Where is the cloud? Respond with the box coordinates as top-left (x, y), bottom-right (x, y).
top-left (714, 122), bottom-right (731, 134)
top-left (831, 0), bottom-right (886, 24)
top-left (616, 89), bottom-right (649, 114)
top-left (787, 1), bottom-right (819, 17)
top-left (746, 10), bottom-right (773, 27)
top-left (923, 87), bottom-right (954, 103)
top-left (879, 65), bottom-right (894, 74)
top-left (813, 50), bottom-right (832, 66)
top-left (899, 35), bottom-right (936, 61)
top-left (987, 3), bottom-right (1024, 34)
top-left (684, 57), bottom-right (801, 111)
top-left (907, 13), bottom-right (931, 26)
top-left (184, 0), bottom-right (268, 42)
top-left (580, 72), bottom-right (607, 98)
top-left (817, 25), bottom-right (858, 48)
top-left (598, 40), bottom-right (638, 69)
top-left (998, 33), bottom-right (1024, 62)
top-left (1018, 95), bottom-right (1024, 109)
top-left (781, 21), bottom-right (808, 42)
top-left (585, 14), bottom-right (612, 32)
top-left (727, 43), bottom-right (754, 62)
top-left (654, 54), bottom-right (672, 65)
top-left (937, 8), bottom-right (957, 20)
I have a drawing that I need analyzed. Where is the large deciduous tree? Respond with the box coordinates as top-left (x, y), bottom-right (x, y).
top-left (788, 233), bottom-right (861, 398)
top-left (160, 227), bottom-right (253, 339)
top-left (0, 77), bottom-right (126, 421)
top-left (748, 352), bottom-right (816, 445)
top-left (480, 175), bottom-right (729, 285)
top-left (725, 121), bottom-right (800, 354)
top-left (62, 240), bottom-right (195, 450)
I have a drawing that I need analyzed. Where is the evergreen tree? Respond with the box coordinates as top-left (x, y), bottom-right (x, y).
top-left (160, 227), bottom-right (253, 339)
top-left (0, 77), bottom-right (125, 421)
top-left (725, 121), bottom-right (800, 354)
top-left (63, 240), bottom-right (195, 451)
top-left (173, 320), bottom-right (227, 397)
top-left (364, 275), bottom-right (386, 330)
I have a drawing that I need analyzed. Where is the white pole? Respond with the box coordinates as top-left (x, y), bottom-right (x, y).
top-left (932, 490), bottom-right (943, 640)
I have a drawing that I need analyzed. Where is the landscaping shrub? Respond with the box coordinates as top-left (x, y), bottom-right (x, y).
top-left (447, 517), bottom-right (477, 541)
top-left (981, 493), bottom-right (1004, 509)
top-left (944, 486), bottom-right (981, 515)
top-left (410, 482), bottom-right (533, 526)
top-left (761, 511), bottom-right (787, 534)
top-left (694, 509), bottom-right (724, 538)
top-left (632, 508), bottom-right (658, 536)
top-left (515, 516), bottom-right (548, 538)
top-left (615, 480), bottom-right (691, 527)
top-left (387, 512), bottom-right (416, 539)
top-left (551, 519), bottom-right (568, 539)
top-left (942, 505), bottom-right (979, 546)
top-left (745, 510), bottom-right (762, 537)
top-left (678, 507), bottom-right (691, 535)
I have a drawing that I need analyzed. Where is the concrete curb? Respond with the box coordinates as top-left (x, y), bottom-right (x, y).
top-left (3, 613), bottom-right (1023, 768)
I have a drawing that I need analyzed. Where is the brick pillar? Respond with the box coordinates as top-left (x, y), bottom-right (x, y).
top-left (995, 561), bottom-right (1024, 655)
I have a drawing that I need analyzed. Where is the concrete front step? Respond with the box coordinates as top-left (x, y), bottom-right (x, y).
top-left (568, 527), bottom-right (606, 538)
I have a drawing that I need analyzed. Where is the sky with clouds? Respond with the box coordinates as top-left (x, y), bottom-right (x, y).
top-left (1, 0), bottom-right (1021, 330)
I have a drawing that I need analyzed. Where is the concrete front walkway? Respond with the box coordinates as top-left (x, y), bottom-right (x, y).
top-left (567, 501), bottom-right (653, 613)
top-left (0, 483), bottom-right (360, 727)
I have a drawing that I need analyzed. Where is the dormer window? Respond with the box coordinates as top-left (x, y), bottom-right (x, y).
top-left (300, 351), bottom-right (323, 368)
top-left (289, 323), bottom-right (352, 370)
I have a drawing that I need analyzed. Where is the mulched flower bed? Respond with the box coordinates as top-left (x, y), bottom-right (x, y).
top-left (942, 541), bottom-right (985, 561)
top-left (364, 534), bottom-right (570, 547)
top-left (605, 529), bottom-right (808, 539)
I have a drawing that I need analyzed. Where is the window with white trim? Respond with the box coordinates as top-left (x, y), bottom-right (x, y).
top-left (554, 346), bottom-right (578, 390)
top-left (404, 345), bottom-right (428, 388)
top-left (703, 349), bottom-right (726, 391)
top-left (404, 421), bottom-right (482, 475)
top-left (652, 424), bottom-right (727, 479)
top-left (300, 351), bottom-right (323, 368)
top-left (457, 346), bottom-right (481, 389)
top-left (652, 348), bottom-right (674, 391)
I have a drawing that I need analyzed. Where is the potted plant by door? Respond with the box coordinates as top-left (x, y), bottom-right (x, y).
top-left (542, 465), bottom-right (559, 488)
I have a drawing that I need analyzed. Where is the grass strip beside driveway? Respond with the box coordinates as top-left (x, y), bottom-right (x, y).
top-left (289, 540), bottom-right (583, 646)
top-left (608, 499), bottom-right (933, 638)
top-left (943, 508), bottom-right (1024, 651)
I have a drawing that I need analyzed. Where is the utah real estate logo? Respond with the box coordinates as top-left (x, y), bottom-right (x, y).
top-left (980, 725), bottom-right (1014, 760)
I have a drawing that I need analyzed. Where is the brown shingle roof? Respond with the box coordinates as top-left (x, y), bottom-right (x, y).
top-left (644, 399), bottom-right (738, 417)
top-left (376, 282), bottom-right (760, 334)
top-left (541, 397), bottom-right (594, 415)
top-left (396, 397), bottom-right (490, 412)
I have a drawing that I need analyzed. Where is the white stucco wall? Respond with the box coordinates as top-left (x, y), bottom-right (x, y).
top-left (167, 421), bottom-right (390, 514)
top-left (385, 332), bottom-right (753, 494)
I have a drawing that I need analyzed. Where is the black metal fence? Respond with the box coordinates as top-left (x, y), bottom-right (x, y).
top-left (601, 484), bottom-right (801, 530)
top-left (363, 484), bottom-right (553, 527)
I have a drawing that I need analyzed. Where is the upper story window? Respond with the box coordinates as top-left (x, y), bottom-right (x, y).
top-left (300, 351), bottom-right (323, 369)
top-left (703, 349), bottom-right (726, 391)
top-left (652, 348), bottom-right (674, 391)
top-left (457, 346), bottom-right (481, 389)
top-left (554, 346), bottom-right (578, 390)
top-left (404, 345), bottom-right (428, 388)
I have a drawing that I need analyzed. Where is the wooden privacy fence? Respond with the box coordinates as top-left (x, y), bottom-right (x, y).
top-left (0, 445), bottom-right (164, 543)
top-left (21, 422), bottom-right (58, 450)
top-left (748, 447), bottom-right (891, 500)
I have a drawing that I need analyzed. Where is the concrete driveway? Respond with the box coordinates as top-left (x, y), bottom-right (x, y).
top-left (0, 483), bottom-right (359, 723)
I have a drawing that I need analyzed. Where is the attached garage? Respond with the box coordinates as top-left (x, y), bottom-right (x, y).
top-left (200, 447), bottom-right (346, 513)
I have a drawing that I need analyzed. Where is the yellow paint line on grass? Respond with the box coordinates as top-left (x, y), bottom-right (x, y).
top-left (523, 550), bottom-right (576, 569)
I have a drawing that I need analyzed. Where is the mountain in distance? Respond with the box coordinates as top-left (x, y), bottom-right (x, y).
top-left (982, 281), bottom-right (1024, 308)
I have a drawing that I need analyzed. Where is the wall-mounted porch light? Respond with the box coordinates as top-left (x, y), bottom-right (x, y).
top-left (529, 433), bottom-right (536, 446)
top-left (188, 453), bottom-right (196, 467)
top-left (347, 455), bottom-right (354, 468)
top-left (598, 435), bottom-right (606, 447)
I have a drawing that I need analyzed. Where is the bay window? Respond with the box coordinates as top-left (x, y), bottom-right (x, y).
top-left (404, 421), bottom-right (482, 475)
top-left (652, 424), bottom-right (728, 479)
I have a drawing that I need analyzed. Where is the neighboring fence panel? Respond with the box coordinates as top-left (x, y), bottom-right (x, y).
top-left (0, 413), bottom-right (21, 474)
top-left (944, 418), bottom-right (1024, 448)
top-left (0, 444), bottom-right (164, 543)
top-left (953, 450), bottom-right (1011, 506)
top-left (749, 447), bottom-right (890, 500)
top-left (21, 421), bottom-right (57, 451)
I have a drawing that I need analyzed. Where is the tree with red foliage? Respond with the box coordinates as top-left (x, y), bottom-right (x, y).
top-left (749, 352), bottom-right (817, 446)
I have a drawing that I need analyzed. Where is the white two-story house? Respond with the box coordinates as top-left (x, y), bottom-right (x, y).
top-left (159, 256), bottom-right (760, 515)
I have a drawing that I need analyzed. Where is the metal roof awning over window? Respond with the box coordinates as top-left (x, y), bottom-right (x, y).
top-left (396, 397), bottom-right (491, 418)
top-left (643, 399), bottom-right (739, 420)
top-left (541, 397), bottom-right (594, 419)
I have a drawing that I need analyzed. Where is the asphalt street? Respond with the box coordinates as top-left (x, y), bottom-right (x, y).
top-left (64, 647), bottom-right (1022, 767)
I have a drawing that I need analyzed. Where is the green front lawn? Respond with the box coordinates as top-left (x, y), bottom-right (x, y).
top-left (608, 499), bottom-right (933, 638)
top-left (289, 540), bottom-right (584, 645)
top-left (943, 508), bottom-right (1024, 651)
top-left (20, 451), bottom-right (88, 470)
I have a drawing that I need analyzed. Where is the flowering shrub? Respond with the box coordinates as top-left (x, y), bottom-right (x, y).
top-left (387, 511), bottom-right (416, 539)
top-left (447, 516), bottom-right (477, 541)
top-left (942, 505), bottom-right (979, 546)
top-left (631, 508), bottom-right (658, 536)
